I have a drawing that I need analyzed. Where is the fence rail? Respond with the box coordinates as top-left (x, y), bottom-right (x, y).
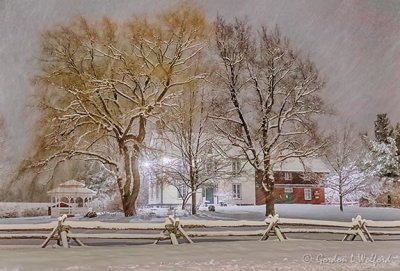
top-left (1, 214), bottom-right (400, 248)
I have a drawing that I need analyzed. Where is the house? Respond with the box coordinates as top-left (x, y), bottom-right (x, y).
top-left (256, 158), bottom-right (330, 205)
top-left (147, 156), bottom-right (256, 208)
top-left (146, 132), bottom-right (256, 208)
top-left (146, 131), bottom-right (330, 208)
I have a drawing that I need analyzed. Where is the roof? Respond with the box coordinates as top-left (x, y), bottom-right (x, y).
top-left (273, 157), bottom-right (330, 173)
top-left (59, 180), bottom-right (86, 187)
top-left (47, 180), bottom-right (96, 196)
top-left (148, 131), bottom-right (330, 173)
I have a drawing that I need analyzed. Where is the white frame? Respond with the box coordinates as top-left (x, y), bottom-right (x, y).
top-left (232, 183), bottom-right (242, 199)
top-left (304, 188), bottom-right (312, 201)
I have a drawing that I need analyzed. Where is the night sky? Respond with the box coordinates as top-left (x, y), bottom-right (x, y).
top-left (1, 0), bottom-right (400, 165)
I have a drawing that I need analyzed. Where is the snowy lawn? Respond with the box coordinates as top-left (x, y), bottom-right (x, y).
top-left (1, 204), bottom-right (400, 224)
top-left (198, 204), bottom-right (400, 222)
top-left (0, 240), bottom-right (399, 271)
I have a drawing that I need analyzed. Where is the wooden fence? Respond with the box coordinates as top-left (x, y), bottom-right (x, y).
top-left (1, 214), bottom-right (399, 248)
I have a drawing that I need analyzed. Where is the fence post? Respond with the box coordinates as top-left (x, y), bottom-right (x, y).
top-left (261, 214), bottom-right (286, 241)
top-left (357, 215), bottom-right (374, 242)
top-left (57, 214), bottom-right (70, 248)
top-left (163, 215), bottom-right (193, 245)
top-left (40, 224), bottom-right (59, 248)
top-left (343, 215), bottom-right (373, 242)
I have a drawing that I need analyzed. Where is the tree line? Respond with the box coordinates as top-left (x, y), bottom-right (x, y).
top-left (14, 4), bottom-right (328, 216)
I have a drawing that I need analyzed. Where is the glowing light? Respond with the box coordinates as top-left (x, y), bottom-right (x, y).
top-left (162, 157), bottom-right (172, 164)
top-left (142, 161), bottom-right (151, 168)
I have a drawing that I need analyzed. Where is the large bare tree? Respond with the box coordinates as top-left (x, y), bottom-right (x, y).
top-left (32, 5), bottom-right (209, 216)
top-left (213, 17), bottom-right (327, 216)
top-left (150, 86), bottom-right (230, 214)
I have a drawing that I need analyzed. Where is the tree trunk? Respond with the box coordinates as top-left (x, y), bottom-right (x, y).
top-left (122, 194), bottom-right (137, 216)
top-left (256, 169), bottom-right (275, 216)
top-left (339, 194), bottom-right (343, 212)
top-left (265, 191), bottom-right (275, 216)
top-left (118, 145), bottom-right (141, 217)
top-left (339, 179), bottom-right (343, 212)
top-left (181, 195), bottom-right (189, 210)
top-left (191, 191), bottom-right (197, 215)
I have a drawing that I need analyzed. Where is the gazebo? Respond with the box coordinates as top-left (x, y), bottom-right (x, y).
top-left (48, 180), bottom-right (96, 217)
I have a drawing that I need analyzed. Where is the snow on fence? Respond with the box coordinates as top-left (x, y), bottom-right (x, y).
top-left (1, 214), bottom-right (400, 248)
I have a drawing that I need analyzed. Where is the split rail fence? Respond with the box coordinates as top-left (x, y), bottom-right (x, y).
top-left (0, 214), bottom-right (399, 248)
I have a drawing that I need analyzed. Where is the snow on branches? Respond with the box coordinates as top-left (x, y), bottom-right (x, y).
top-left (362, 137), bottom-right (400, 177)
top-left (31, 4), bottom-right (209, 216)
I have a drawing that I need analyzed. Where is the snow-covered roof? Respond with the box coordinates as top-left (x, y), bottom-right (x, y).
top-left (273, 157), bottom-right (330, 173)
top-left (148, 131), bottom-right (330, 173)
top-left (47, 180), bottom-right (96, 196)
top-left (59, 180), bottom-right (86, 187)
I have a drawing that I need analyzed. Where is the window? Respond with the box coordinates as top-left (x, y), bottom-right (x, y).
top-left (177, 185), bottom-right (188, 199)
top-left (284, 187), bottom-right (293, 193)
top-left (232, 183), bottom-right (241, 199)
top-left (232, 158), bottom-right (241, 175)
top-left (155, 184), bottom-right (160, 200)
top-left (284, 172), bottom-right (292, 181)
top-left (304, 188), bottom-right (312, 201)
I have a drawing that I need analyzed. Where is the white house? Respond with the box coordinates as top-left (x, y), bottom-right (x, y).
top-left (146, 132), bottom-right (256, 208)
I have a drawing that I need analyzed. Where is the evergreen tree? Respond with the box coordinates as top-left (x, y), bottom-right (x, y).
top-left (362, 137), bottom-right (400, 177)
top-left (374, 113), bottom-right (393, 143)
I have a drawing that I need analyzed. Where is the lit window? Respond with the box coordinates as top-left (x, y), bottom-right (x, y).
top-left (284, 172), bottom-right (292, 181)
top-left (304, 188), bottom-right (312, 200)
top-left (232, 183), bottom-right (241, 199)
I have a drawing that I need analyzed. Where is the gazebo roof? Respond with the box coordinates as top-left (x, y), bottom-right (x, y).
top-left (59, 180), bottom-right (86, 187)
top-left (48, 180), bottom-right (96, 196)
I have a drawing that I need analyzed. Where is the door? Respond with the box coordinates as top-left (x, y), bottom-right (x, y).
top-left (284, 187), bottom-right (294, 203)
top-left (205, 187), bottom-right (214, 204)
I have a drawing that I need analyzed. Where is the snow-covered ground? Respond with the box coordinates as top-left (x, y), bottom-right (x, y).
top-left (1, 205), bottom-right (400, 270)
top-left (1, 204), bottom-right (400, 224)
top-left (198, 204), bottom-right (400, 222)
top-left (0, 240), bottom-right (399, 271)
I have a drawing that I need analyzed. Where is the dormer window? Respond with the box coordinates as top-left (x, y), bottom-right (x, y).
top-left (232, 158), bottom-right (241, 175)
top-left (284, 172), bottom-right (292, 181)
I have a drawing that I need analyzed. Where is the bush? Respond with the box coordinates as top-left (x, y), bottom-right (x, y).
top-left (2, 210), bottom-right (18, 218)
top-left (21, 208), bottom-right (47, 217)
